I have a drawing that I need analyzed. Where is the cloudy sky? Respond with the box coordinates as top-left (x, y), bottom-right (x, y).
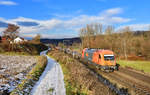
top-left (0, 0), bottom-right (150, 38)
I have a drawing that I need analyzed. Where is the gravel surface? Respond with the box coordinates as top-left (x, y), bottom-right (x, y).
top-left (0, 54), bottom-right (36, 94)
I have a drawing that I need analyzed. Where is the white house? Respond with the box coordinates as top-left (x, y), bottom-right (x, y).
top-left (14, 37), bottom-right (27, 43)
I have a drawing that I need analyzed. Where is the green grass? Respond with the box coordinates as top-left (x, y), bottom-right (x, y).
top-left (48, 88), bottom-right (54, 93)
top-left (118, 60), bottom-right (150, 72)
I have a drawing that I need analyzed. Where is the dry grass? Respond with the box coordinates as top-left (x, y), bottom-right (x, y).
top-left (0, 42), bottom-right (48, 55)
top-left (48, 50), bottom-right (112, 95)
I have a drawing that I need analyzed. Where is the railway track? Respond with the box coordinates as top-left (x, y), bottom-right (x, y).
top-left (80, 60), bottom-right (129, 95)
top-left (107, 71), bottom-right (150, 95)
top-left (55, 48), bottom-right (150, 95)
top-left (83, 59), bottom-right (150, 95)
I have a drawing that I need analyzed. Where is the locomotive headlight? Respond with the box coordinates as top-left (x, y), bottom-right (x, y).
top-left (111, 61), bottom-right (114, 64)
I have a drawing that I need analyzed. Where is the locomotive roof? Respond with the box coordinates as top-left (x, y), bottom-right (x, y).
top-left (84, 48), bottom-right (114, 54)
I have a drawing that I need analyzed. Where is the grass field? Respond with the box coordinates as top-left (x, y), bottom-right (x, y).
top-left (118, 60), bottom-right (150, 73)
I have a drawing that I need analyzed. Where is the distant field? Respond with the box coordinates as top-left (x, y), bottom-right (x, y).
top-left (118, 60), bottom-right (150, 73)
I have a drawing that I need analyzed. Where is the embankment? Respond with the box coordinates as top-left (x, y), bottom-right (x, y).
top-left (48, 50), bottom-right (113, 95)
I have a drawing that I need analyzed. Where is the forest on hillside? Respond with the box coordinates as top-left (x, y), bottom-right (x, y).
top-left (79, 23), bottom-right (150, 60)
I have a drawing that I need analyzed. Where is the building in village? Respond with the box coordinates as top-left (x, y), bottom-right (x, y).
top-left (14, 37), bottom-right (27, 43)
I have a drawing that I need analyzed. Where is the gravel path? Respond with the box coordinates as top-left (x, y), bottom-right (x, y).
top-left (31, 50), bottom-right (66, 95)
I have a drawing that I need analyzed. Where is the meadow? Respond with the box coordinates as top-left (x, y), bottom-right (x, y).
top-left (118, 60), bottom-right (150, 73)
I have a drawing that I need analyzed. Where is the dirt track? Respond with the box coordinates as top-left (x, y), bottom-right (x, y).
top-left (95, 66), bottom-right (150, 95)
top-left (114, 68), bottom-right (150, 95)
top-left (119, 67), bottom-right (150, 85)
top-left (79, 56), bottom-right (150, 95)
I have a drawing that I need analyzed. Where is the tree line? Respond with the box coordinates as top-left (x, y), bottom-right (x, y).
top-left (79, 23), bottom-right (150, 60)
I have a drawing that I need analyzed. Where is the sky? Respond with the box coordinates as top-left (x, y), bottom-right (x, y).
top-left (0, 0), bottom-right (150, 38)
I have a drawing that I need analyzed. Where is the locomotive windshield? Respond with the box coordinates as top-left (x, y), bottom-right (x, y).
top-left (104, 55), bottom-right (114, 61)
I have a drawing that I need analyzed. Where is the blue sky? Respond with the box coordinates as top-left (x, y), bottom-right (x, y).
top-left (0, 0), bottom-right (150, 38)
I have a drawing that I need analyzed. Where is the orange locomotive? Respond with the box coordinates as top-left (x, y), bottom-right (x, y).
top-left (82, 48), bottom-right (118, 71)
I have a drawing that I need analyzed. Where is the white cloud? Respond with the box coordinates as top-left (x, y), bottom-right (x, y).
top-left (52, 13), bottom-right (74, 18)
top-left (111, 17), bottom-right (131, 23)
top-left (0, 0), bottom-right (17, 5)
top-left (0, 8), bottom-right (132, 38)
top-left (116, 24), bottom-right (150, 31)
top-left (101, 8), bottom-right (123, 16)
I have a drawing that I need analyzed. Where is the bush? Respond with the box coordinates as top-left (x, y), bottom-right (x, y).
top-left (0, 47), bottom-right (5, 53)
top-left (0, 42), bottom-right (48, 55)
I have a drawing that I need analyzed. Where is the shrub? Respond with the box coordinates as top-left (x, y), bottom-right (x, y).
top-left (0, 42), bottom-right (48, 55)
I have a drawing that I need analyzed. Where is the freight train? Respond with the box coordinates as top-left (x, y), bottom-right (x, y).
top-left (82, 48), bottom-right (118, 71)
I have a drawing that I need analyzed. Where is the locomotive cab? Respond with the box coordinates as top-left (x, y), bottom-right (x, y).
top-left (96, 50), bottom-right (117, 70)
top-left (101, 54), bottom-right (117, 70)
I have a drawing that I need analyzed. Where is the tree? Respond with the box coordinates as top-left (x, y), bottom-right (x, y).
top-left (105, 25), bottom-right (114, 35)
top-left (32, 34), bottom-right (41, 43)
top-left (148, 25), bottom-right (150, 31)
top-left (79, 23), bottom-right (103, 48)
top-left (120, 26), bottom-right (132, 60)
top-left (3, 24), bottom-right (19, 40)
top-left (95, 23), bottom-right (103, 34)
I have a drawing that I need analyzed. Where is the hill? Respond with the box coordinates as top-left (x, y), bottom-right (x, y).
top-left (40, 37), bottom-right (81, 45)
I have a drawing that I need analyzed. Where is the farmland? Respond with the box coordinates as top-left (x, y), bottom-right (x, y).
top-left (0, 54), bottom-right (36, 94)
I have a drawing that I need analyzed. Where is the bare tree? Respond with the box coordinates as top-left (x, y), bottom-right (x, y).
top-left (32, 34), bottom-right (41, 44)
top-left (105, 25), bottom-right (114, 35)
top-left (148, 25), bottom-right (150, 31)
top-left (79, 23), bottom-right (150, 60)
top-left (79, 28), bottom-right (86, 48)
top-left (79, 23), bottom-right (104, 48)
top-left (3, 24), bottom-right (19, 40)
top-left (120, 26), bottom-right (132, 60)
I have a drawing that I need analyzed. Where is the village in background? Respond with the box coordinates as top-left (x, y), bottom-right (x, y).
top-left (0, 24), bottom-right (47, 55)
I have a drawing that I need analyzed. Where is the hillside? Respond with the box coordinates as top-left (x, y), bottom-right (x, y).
top-left (40, 37), bottom-right (81, 45)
